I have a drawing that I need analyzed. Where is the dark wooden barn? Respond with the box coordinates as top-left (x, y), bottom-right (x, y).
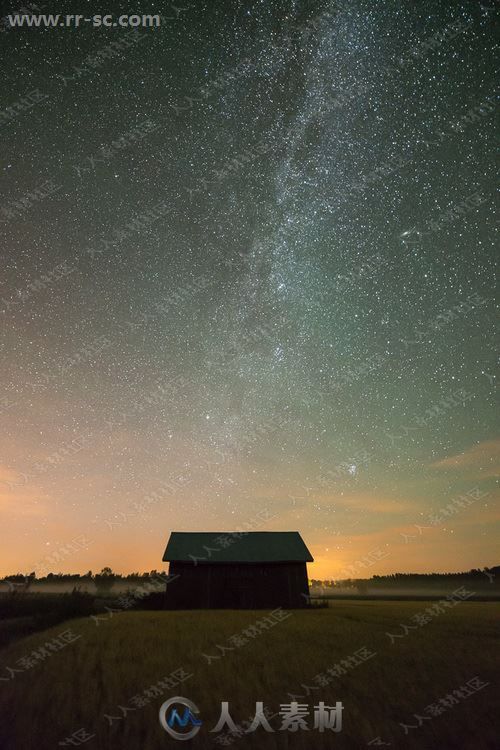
top-left (162, 531), bottom-right (314, 609)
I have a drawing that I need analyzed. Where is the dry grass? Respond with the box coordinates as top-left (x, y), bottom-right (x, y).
top-left (0, 601), bottom-right (498, 749)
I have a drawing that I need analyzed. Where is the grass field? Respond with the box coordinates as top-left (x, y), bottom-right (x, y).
top-left (0, 601), bottom-right (498, 749)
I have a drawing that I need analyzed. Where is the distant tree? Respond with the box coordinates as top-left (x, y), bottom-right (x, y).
top-left (94, 567), bottom-right (116, 595)
top-left (356, 580), bottom-right (368, 595)
top-left (4, 572), bottom-right (35, 596)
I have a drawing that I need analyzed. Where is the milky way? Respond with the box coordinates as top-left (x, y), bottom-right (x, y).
top-left (0, 0), bottom-right (497, 577)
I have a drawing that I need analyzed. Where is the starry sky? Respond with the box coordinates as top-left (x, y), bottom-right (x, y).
top-left (0, 0), bottom-right (498, 578)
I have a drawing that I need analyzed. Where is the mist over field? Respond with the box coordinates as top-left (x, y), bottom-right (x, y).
top-left (1, 0), bottom-right (497, 747)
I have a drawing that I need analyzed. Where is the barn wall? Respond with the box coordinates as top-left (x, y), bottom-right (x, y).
top-left (165, 561), bottom-right (310, 609)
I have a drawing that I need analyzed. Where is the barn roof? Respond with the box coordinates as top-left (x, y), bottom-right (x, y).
top-left (162, 531), bottom-right (314, 563)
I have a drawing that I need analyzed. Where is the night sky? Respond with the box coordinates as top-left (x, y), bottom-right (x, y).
top-left (1, 0), bottom-right (498, 578)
